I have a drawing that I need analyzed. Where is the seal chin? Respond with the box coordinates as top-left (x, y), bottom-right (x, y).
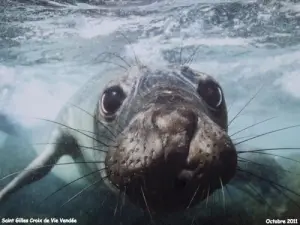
top-left (105, 102), bottom-right (237, 214)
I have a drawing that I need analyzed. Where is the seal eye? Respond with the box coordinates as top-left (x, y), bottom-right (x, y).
top-left (197, 80), bottom-right (223, 110)
top-left (101, 85), bottom-right (126, 115)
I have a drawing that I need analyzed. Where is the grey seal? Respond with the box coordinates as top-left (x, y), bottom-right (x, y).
top-left (0, 64), bottom-right (237, 217)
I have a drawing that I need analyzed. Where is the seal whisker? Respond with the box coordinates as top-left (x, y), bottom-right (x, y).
top-left (0, 161), bottom-right (105, 182)
top-left (35, 117), bottom-right (117, 148)
top-left (113, 190), bottom-right (122, 219)
top-left (69, 103), bottom-right (119, 138)
top-left (117, 31), bottom-right (141, 68)
top-left (229, 178), bottom-right (274, 207)
top-left (81, 130), bottom-right (116, 143)
top-left (237, 169), bottom-right (300, 217)
top-left (115, 189), bottom-right (127, 224)
top-left (80, 145), bottom-right (109, 153)
top-left (61, 128), bottom-right (98, 136)
top-left (228, 84), bottom-right (265, 128)
top-left (226, 74), bottom-right (248, 114)
top-left (247, 152), bottom-right (300, 165)
top-left (39, 167), bottom-right (107, 206)
top-left (238, 151), bottom-right (300, 165)
top-left (78, 144), bottom-right (109, 153)
top-left (219, 177), bottom-right (226, 213)
top-left (78, 130), bottom-right (117, 143)
top-left (186, 184), bottom-right (200, 209)
top-left (235, 124), bottom-right (300, 146)
top-left (216, 189), bottom-right (221, 211)
top-left (61, 180), bottom-right (104, 220)
top-left (112, 121), bottom-right (127, 137)
top-left (232, 134), bottom-right (255, 141)
top-left (229, 116), bottom-right (277, 137)
top-left (266, 183), bottom-right (300, 214)
top-left (82, 190), bottom-right (113, 219)
top-left (205, 185), bottom-right (210, 209)
top-left (120, 187), bottom-right (126, 217)
top-left (233, 173), bottom-right (287, 214)
top-left (95, 51), bottom-right (132, 68)
top-left (190, 216), bottom-right (196, 225)
top-left (60, 177), bottom-right (106, 208)
top-left (95, 59), bottom-right (128, 71)
top-left (238, 147), bottom-right (300, 153)
top-left (210, 191), bottom-right (216, 220)
top-left (33, 143), bottom-right (110, 153)
top-left (236, 168), bottom-right (300, 201)
top-left (101, 190), bottom-right (111, 207)
top-left (141, 186), bottom-right (154, 225)
top-left (224, 185), bottom-right (248, 225)
top-left (246, 182), bottom-right (277, 215)
top-left (237, 157), bottom-right (300, 175)
top-left (184, 45), bottom-right (201, 66)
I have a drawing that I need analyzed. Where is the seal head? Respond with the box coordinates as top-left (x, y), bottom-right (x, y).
top-left (97, 65), bottom-right (237, 214)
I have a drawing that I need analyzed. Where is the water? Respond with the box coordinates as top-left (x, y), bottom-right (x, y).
top-left (0, 0), bottom-right (300, 224)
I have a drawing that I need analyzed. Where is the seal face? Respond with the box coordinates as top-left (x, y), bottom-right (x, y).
top-left (97, 65), bottom-right (237, 214)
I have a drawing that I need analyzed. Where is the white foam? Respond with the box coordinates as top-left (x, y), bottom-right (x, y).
top-left (19, 14), bottom-right (128, 42)
top-left (188, 47), bottom-right (300, 82)
top-left (10, 79), bottom-right (74, 121)
top-left (124, 34), bottom-right (250, 67)
top-left (124, 36), bottom-right (168, 68)
top-left (280, 2), bottom-right (300, 15)
top-left (77, 17), bottom-right (130, 39)
top-left (0, 64), bottom-right (86, 127)
top-left (275, 71), bottom-right (300, 98)
top-left (0, 66), bottom-right (15, 85)
top-left (0, 65), bottom-right (17, 109)
top-left (168, 36), bottom-right (250, 47)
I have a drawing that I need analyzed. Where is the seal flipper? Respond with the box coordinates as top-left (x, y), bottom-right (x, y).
top-left (0, 130), bottom-right (80, 203)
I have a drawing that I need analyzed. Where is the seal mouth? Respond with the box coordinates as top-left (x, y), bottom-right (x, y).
top-left (105, 91), bottom-right (237, 214)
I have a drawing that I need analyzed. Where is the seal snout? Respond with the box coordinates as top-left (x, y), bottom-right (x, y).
top-left (152, 107), bottom-right (198, 168)
top-left (105, 88), bottom-right (237, 214)
top-left (105, 103), bottom-right (237, 213)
